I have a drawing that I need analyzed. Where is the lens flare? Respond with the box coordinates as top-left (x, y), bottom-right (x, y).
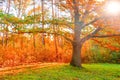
top-left (105, 1), bottom-right (120, 15)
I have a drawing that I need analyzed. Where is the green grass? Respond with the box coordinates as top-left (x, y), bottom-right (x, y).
top-left (1, 63), bottom-right (120, 80)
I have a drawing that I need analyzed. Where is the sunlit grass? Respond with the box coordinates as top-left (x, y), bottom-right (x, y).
top-left (1, 63), bottom-right (120, 80)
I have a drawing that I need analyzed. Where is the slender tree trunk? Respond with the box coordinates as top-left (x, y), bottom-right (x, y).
top-left (18, 0), bottom-right (21, 18)
top-left (33, 0), bottom-right (36, 48)
top-left (41, 0), bottom-right (45, 45)
top-left (5, 0), bottom-right (11, 47)
top-left (2, 24), bottom-right (5, 47)
top-left (52, 0), bottom-right (58, 58)
top-left (20, 34), bottom-right (23, 49)
top-left (5, 26), bottom-right (8, 47)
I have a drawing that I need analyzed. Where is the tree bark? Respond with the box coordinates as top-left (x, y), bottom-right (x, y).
top-left (70, 42), bottom-right (82, 67)
top-left (70, 0), bottom-right (82, 67)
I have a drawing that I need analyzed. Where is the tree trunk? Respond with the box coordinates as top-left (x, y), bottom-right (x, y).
top-left (41, 0), bottom-right (45, 45)
top-left (70, 42), bottom-right (82, 67)
top-left (70, 0), bottom-right (82, 67)
top-left (33, 0), bottom-right (36, 48)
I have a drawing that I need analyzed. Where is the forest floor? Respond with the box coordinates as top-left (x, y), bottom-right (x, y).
top-left (0, 63), bottom-right (120, 80)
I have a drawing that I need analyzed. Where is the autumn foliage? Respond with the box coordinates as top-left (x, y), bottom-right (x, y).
top-left (0, 0), bottom-right (120, 67)
top-left (0, 33), bottom-right (119, 67)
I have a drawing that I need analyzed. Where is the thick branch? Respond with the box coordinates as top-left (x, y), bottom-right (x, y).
top-left (81, 27), bottom-right (102, 43)
top-left (82, 17), bottom-right (103, 28)
top-left (92, 39), bottom-right (120, 51)
top-left (10, 31), bottom-right (73, 43)
top-left (90, 27), bottom-right (102, 36)
top-left (92, 34), bottom-right (120, 38)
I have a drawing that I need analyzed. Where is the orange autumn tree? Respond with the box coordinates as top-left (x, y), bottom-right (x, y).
top-left (56, 0), bottom-right (120, 67)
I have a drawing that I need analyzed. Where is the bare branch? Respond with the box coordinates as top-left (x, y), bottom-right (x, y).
top-left (92, 34), bottom-right (120, 38)
top-left (90, 27), bottom-right (102, 36)
top-left (85, 27), bottom-right (102, 39)
top-left (64, 23), bottom-right (73, 30)
top-left (82, 17), bottom-right (103, 28)
top-left (81, 27), bottom-right (102, 43)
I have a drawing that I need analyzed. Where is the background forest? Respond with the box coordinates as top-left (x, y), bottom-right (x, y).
top-left (0, 0), bottom-right (120, 67)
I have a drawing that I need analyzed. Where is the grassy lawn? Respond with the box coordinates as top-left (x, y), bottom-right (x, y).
top-left (1, 63), bottom-right (120, 80)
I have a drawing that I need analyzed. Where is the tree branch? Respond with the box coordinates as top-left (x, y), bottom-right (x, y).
top-left (92, 34), bottom-right (120, 38)
top-left (81, 27), bottom-right (102, 43)
top-left (90, 27), bottom-right (102, 35)
top-left (92, 38), bottom-right (120, 51)
top-left (64, 23), bottom-right (73, 30)
top-left (82, 17), bottom-right (103, 28)
top-left (10, 31), bottom-right (73, 43)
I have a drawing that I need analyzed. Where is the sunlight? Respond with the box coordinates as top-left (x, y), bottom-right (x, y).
top-left (105, 1), bottom-right (120, 15)
top-left (96, 0), bottom-right (104, 2)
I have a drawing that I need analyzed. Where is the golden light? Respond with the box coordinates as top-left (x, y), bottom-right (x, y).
top-left (96, 0), bottom-right (104, 2)
top-left (105, 1), bottom-right (120, 15)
